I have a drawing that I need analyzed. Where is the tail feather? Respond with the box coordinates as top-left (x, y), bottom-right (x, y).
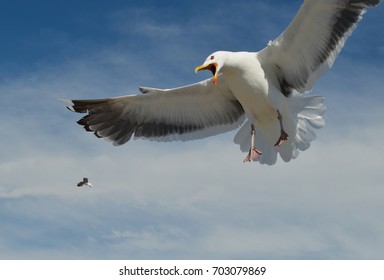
top-left (234, 95), bottom-right (326, 165)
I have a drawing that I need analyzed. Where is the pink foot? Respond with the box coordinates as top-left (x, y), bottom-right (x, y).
top-left (243, 147), bottom-right (262, 162)
top-left (274, 130), bottom-right (289, 147)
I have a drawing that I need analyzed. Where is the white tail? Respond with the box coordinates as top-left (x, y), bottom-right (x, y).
top-left (234, 95), bottom-right (326, 165)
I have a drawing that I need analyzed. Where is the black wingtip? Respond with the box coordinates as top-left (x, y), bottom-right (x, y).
top-left (138, 86), bottom-right (150, 94)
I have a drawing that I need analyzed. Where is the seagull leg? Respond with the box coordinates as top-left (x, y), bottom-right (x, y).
top-left (243, 124), bottom-right (262, 162)
top-left (274, 110), bottom-right (289, 147)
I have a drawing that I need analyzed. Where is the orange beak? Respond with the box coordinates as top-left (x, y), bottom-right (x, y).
top-left (195, 63), bottom-right (219, 85)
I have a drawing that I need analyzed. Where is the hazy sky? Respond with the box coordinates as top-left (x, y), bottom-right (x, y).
top-left (1, 0), bottom-right (384, 259)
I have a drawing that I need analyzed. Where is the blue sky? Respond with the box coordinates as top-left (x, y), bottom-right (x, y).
top-left (0, 0), bottom-right (383, 259)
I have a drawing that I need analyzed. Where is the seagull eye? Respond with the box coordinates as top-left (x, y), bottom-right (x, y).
top-left (210, 55), bottom-right (215, 60)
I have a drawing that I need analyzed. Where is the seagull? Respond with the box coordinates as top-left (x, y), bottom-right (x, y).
top-left (63, 0), bottom-right (381, 165)
top-left (77, 178), bottom-right (93, 188)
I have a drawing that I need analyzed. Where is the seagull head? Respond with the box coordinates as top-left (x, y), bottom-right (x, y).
top-left (195, 51), bottom-right (227, 85)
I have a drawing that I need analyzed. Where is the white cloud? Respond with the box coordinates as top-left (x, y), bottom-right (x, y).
top-left (2, 118), bottom-right (384, 259)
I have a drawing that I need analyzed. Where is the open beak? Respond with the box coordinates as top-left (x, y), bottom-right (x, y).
top-left (195, 63), bottom-right (219, 85)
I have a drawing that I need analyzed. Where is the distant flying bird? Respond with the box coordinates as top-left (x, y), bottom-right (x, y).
top-left (63, 0), bottom-right (381, 165)
top-left (77, 178), bottom-right (93, 188)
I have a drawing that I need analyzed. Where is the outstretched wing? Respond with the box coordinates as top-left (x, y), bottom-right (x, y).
top-left (259, 0), bottom-right (381, 95)
top-left (64, 76), bottom-right (245, 145)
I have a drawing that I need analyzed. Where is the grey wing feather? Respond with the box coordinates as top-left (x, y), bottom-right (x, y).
top-left (64, 76), bottom-right (245, 145)
top-left (259, 0), bottom-right (381, 95)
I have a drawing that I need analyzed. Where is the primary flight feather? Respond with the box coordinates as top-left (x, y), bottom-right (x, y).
top-left (64, 0), bottom-right (381, 165)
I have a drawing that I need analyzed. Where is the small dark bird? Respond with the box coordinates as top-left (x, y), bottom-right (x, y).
top-left (77, 178), bottom-right (93, 188)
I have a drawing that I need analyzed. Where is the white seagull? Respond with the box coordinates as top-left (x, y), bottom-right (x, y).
top-left (64, 0), bottom-right (381, 165)
top-left (77, 178), bottom-right (93, 188)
